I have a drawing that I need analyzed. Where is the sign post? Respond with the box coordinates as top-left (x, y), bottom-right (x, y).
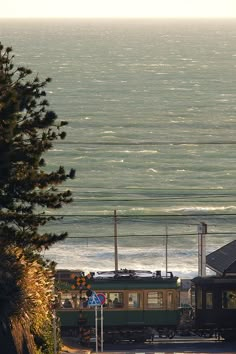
top-left (88, 291), bottom-right (106, 353)
top-left (97, 293), bottom-right (106, 353)
top-left (100, 305), bottom-right (103, 352)
top-left (95, 305), bottom-right (98, 353)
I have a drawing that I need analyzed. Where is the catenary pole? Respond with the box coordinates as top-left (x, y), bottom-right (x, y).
top-left (198, 222), bottom-right (207, 276)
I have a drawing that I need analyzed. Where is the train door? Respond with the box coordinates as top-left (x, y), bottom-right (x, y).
top-left (126, 291), bottom-right (144, 324)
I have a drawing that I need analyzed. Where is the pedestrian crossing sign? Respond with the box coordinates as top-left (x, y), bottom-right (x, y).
top-left (87, 291), bottom-right (102, 306)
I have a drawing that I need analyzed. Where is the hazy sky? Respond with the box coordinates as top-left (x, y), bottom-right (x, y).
top-left (1, 0), bottom-right (236, 18)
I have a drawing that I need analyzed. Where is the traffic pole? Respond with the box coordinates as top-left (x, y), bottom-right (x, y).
top-left (101, 304), bottom-right (104, 352)
top-left (95, 305), bottom-right (98, 354)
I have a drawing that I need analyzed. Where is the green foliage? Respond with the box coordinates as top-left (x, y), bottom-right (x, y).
top-left (0, 42), bottom-right (76, 353)
top-left (0, 247), bottom-right (24, 318)
top-left (0, 42), bottom-right (75, 250)
top-left (34, 316), bottom-right (62, 354)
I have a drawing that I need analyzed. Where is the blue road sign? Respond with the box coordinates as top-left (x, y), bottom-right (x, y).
top-left (88, 291), bottom-right (102, 306)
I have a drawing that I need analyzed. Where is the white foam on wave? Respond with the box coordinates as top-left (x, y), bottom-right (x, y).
top-left (130, 207), bottom-right (145, 211)
top-left (107, 159), bottom-right (124, 163)
top-left (43, 237), bottom-right (202, 279)
top-left (147, 168), bottom-right (158, 173)
top-left (112, 150), bottom-right (159, 154)
top-left (167, 205), bottom-right (236, 212)
top-left (139, 150), bottom-right (159, 154)
top-left (73, 156), bottom-right (86, 160)
top-left (44, 244), bottom-right (199, 279)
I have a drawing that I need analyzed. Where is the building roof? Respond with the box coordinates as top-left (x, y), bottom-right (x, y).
top-left (206, 240), bottom-right (236, 275)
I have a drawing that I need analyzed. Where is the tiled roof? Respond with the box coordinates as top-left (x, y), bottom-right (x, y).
top-left (206, 240), bottom-right (236, 275)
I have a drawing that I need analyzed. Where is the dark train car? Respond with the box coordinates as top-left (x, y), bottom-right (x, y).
top-left (191, 275), bottom-right (236, 340)
top-left (55, 269), bottom-right (181, 342)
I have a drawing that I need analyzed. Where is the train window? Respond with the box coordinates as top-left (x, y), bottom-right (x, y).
top-left (128, 292), bottom-right (141, 308)
top-left (196, 288), bottom-right (202, 309)
top-left (60, 293), bottom-right (74, 309)
top-left (191, 285), bottom-right (195, 307)
top-left (222, 290), bottom-right (236, 309)
top-left (108, 292), bottom-right (124, 308)
top-left (147, 291), bottom-right (163, 309)
top-left (74, 291), bottom-right (89, 308)
top-left (59, 291), bottom-right (91, 309)
top-left (79, 294), bottom-right (89, 308)
top-left (100, 293), bottom-right (108, 307)
top-left (167, 291), bottom-right (174, 309)
top-left (206, 292), bottom-right (213, 309)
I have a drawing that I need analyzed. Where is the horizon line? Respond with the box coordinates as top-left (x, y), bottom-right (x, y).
top-left (1, 16), bottom-right (236, 20)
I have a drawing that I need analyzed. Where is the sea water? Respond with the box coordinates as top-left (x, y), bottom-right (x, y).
top-left (1, 18), bottom-right (236, 278)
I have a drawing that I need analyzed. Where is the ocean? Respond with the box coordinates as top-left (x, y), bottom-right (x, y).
top-left (1, 18), bottom-right (236, 278)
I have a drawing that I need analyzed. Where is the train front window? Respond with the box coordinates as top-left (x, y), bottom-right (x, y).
top-left (222, 290), bottom-right (236, 309)
top-left (108, 292), bottom-right (124, 308)
top-left (206, 292), bottom-right (213, 309)
top-left (128, 292), bottom-right (141, 308)
top-left (147, 291), bottom-right (163, 309)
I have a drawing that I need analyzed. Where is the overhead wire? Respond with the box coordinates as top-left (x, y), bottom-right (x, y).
top-left (52, 141), bottom-right (236, 145)
top-left (44, 213), bottom-right (236, 217)
top-left (65, 232), bottom-right (236, 239)
top-left (44, 141), bottom-right (236, 231)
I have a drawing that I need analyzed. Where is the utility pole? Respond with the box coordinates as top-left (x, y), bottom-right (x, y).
top-left (165, 224), bottom-right (168, 277)
top-left (114, 210), bottom-right (118, 271)
top-left (53, 309), bottom-right (57, 354)
top-left (198, 222), bottom-right (207, 276)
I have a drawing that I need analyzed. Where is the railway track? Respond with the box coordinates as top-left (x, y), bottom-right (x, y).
top-left (89, 335), bottom-right (235, 353)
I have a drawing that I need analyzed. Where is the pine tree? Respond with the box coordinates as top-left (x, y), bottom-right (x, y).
top-left (0, 42), bottom-right (75, 353)
top-left (0, 42), bottom-right (75, 249)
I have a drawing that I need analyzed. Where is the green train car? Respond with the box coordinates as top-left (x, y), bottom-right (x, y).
top-left (55, 269), bottom-right (181, 342)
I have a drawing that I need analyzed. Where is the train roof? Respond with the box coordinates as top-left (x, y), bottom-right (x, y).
top-left (192, 275), bottom-right (236, 286)
top-left (92, 269), bottom-right (175, 279)
top-left (94, 270), bottom-right (154, 279)
top-left (55, 269), bottom-right (180, 290)
top-left (56, 268), bottom-right (178, 280)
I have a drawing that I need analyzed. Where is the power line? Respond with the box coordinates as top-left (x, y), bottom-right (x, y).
top-left (53, 141), bottom-right (236, 145)
top-left (63, 232), bottom-right (236, 239)
top-left (71, 198), bottom-right (236, 202)
top-left (57, 187), bottom-right (236, 190)
top-left (45, 213), bottom-right (236, 217)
